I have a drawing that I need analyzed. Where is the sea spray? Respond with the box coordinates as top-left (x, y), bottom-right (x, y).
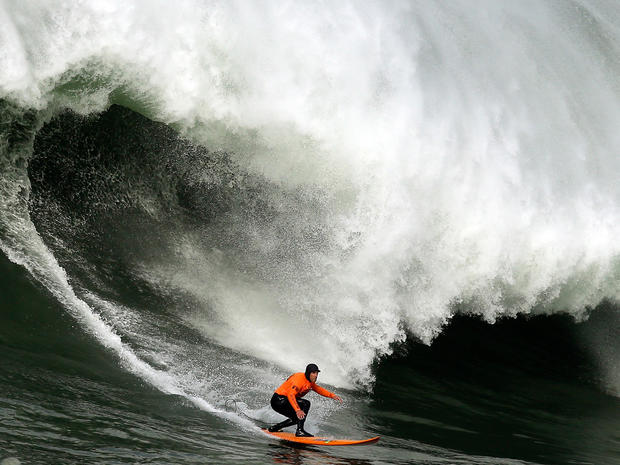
top-left (1, 1), bottom-right (619, 391)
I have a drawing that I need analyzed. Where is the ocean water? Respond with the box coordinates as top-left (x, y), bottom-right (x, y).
top-left (1, 1), bottom-right (619, 464)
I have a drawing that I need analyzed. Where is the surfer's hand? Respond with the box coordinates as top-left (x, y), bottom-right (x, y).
top-left (296, 410), bottom-right (305, 420)
top-left (333, 395), bottom-right (343, 403)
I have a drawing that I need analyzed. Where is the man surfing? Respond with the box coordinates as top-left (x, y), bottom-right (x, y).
top-left (268, 363), bottom-right (342, 437)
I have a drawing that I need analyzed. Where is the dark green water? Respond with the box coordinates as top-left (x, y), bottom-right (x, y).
top-left (2, 250), bottom-right (619, 464)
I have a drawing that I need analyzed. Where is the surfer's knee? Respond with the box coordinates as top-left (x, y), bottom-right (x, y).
top-left (298, 398), bottom-right (310, 413)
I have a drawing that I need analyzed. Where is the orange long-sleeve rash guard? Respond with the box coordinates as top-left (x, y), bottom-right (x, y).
top-left (274, 372), bottom-right (336, 412)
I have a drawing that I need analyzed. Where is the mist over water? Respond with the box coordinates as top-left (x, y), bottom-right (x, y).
top-left (1, 2), bottom-right (620, 463)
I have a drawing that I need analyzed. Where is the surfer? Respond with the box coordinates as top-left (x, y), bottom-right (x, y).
top-left (268, 363), bottom-right (342, 437)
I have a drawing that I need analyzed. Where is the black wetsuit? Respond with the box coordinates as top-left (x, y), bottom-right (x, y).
top-left (270, 393), bottom-right (310, 431)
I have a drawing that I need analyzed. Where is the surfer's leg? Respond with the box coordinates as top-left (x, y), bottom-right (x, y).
top-left (270, 394), bottom-right (297, 419)
top-left (268, 394), bottom-right (297, 432)
top-left (295, 399), bottom-right (313, 437)
top-left (297, 398), bottom-right (310, 416)
top-left (268, 418), bottom-right (295, 432)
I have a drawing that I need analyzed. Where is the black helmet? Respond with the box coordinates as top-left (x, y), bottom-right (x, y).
top-left (305, 363), bottom-right (320, 380)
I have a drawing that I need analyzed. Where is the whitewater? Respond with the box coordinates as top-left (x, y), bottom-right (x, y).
top-left (1, 1), bottom-right (620, 463)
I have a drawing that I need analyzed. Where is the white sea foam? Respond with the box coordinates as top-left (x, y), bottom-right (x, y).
top-left (1, 0), bottom-right (619, 392)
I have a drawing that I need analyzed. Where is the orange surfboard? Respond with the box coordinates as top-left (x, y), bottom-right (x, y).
top-left (262, 429), bottom-right (380, 446)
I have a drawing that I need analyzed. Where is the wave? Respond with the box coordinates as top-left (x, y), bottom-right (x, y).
top-left (1, 0), bottom-right (619, 394)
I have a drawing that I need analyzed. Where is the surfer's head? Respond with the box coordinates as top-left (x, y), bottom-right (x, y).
top-left (305, 363), bottom-right (320, 382)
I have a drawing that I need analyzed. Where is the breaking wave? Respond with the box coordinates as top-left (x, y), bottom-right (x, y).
top-left (1, 0), bottom-right (619, 397)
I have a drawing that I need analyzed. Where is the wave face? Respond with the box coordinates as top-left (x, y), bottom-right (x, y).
top-left (1, 0), bottom-right (620, 397)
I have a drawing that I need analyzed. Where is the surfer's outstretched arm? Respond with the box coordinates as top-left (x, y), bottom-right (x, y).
top-left (312, 383), bottom-right (343, 402)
